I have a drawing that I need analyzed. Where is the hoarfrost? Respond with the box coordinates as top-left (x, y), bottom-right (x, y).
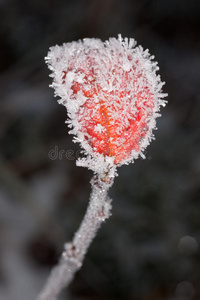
top-left (94, 124), bottom-right (105, 133)
top-left (45, 34), bottom-right (167, 176)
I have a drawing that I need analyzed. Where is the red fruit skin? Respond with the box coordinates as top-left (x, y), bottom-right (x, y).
top-left (62, 64), bottom-right (154, 165)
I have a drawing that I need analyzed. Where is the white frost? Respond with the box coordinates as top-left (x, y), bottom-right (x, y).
top-left (94, 124), bottom-right (105, 133)
top-left (45, 34), bottom-right (167, 176)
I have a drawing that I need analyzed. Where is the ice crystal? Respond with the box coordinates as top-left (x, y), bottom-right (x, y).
top-left (45, 34), bottom-right (167, 177)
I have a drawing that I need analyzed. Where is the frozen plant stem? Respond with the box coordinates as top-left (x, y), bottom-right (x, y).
top-left (37, 175), bottom-right (113, 300)
top-left (40, 35), bottom-right (167, 300)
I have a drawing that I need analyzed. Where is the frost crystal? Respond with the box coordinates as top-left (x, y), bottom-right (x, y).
top-left (45, 34), bottom-right (167, 176)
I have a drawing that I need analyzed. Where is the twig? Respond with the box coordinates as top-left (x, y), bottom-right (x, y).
top-left (37, 175), bottom-right (113, 300)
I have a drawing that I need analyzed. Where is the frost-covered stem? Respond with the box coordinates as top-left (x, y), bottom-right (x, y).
top-left (37, 175), bottom-right (113, 300)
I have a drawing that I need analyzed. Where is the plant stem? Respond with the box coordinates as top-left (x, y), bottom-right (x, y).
top-left (37, 175), bottom-right (113, 300)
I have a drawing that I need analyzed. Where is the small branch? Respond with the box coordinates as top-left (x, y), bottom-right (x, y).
top-left (37, 175), bottom-right (113, 300)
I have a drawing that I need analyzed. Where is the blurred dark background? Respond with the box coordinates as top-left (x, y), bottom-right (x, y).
top-left (0, 0), bottom-right (200, 299)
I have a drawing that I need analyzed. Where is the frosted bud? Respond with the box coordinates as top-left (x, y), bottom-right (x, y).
top-left (45, 35), bottom-right (167, 176)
